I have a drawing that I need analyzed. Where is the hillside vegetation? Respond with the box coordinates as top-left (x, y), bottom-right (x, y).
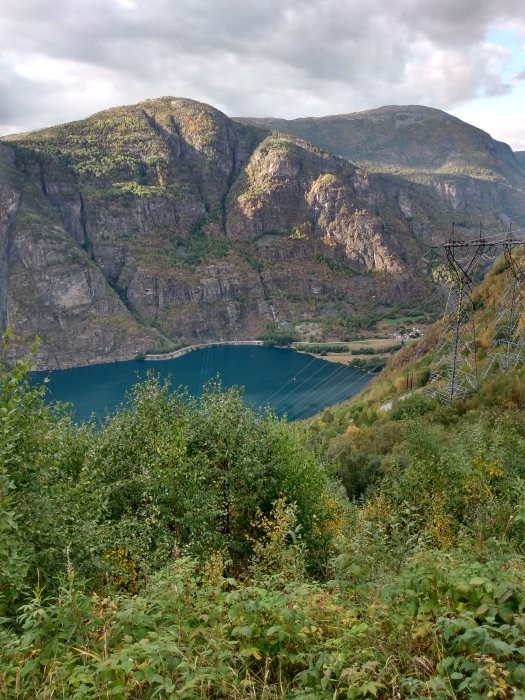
top-left (1, 251), bottom-right (525, 699)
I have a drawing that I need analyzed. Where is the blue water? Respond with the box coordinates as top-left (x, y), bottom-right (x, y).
top-left (31, 345), bottom-right (371, 422)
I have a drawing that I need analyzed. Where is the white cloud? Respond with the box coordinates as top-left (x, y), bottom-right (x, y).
top-left (0, 0), bottom-right (524, 148)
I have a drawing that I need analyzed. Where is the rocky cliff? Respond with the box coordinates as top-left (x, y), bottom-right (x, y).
top-left (238, 106), bottom-right (525, 229)
top-left (1, 98), bottom-right (523, 369)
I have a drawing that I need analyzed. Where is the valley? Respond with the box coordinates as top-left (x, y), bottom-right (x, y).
top-left (3, 2), bottom-right (525, 696)
top-left (1, 98), bottom-right (524, 370)
top-left (2, 99), bottom-right (525, 700)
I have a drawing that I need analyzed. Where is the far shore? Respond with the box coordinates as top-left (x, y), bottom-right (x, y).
top-left (145, 340), bottom-right (265, 361)
top-left (145, 339), bottom-right (383, 374)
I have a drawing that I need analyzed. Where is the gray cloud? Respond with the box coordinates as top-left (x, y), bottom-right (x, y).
top-left (0, 0), bottom-right (522, 144)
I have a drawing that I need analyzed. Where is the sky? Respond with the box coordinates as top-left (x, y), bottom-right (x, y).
top-left (1, 0), bottom-right (524, 149)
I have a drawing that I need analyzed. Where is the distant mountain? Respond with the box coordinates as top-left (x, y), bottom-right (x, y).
top-left (237, 106), bottom-right (524, 181)
top-left (238, 106), bottom-right (525, 229)
top-left (1, 98), bottom-right (524, 369)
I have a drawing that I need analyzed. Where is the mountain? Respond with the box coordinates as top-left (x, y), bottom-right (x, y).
top-left (515, 151), bottom-right (525, 170)
top-left (238, 105), bottom-right (525, 226)
top-left (1, 98), bottom-right (524, 369)
top-left (237, 106), bottom-right (522, 178)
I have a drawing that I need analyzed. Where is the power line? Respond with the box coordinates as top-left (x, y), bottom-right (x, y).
top-left (483, 241), bottom-right (525, 377)
top-left (427, 227), bottom-right (525, 403)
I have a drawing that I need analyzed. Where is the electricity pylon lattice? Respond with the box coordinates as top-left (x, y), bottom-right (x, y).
top-left (427, 228), bottom-right (525, 404)
top-left (427, 245), bottom-right (484, 403)
top-left (483, 245), bottom-right (525, 376)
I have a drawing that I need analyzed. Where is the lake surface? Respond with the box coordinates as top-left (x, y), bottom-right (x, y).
top-left (32, 345), bottom-right (372, 422)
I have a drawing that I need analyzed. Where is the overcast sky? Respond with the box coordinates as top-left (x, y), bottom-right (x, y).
top-left (1, 0), bottom-right (524, 149)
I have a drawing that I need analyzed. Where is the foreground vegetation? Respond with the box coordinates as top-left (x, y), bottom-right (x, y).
top-left (2, 313), bottom-right (525, 698)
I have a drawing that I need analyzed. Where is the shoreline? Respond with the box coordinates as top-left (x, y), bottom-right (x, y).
top-left (145, 340), bottom-right (265, 361)
top-left (146, 341), bottom-right (380, 375)
top-left (292, 348), bottom-right (382, 374)
top-left (32, 339), bottom-right (390, 373)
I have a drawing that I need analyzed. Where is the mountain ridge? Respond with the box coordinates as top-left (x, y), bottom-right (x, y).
top-left (236, 104), bottom-right (525, 183)
top-left (1, 97), bottom-right (524, 369)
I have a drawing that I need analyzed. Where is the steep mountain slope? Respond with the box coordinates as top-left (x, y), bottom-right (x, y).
top-left (1, 98), bottom-right (523, 369)
top-left (0, 143), bottom-right (166, 368)
top-left (307, 249), bottom-right (525, 439)
top-left (238, 106), bottom-right (522, 178)
top-left (515, 151), bottom-right (525, 169)
top-left (238, 106), bottom-right (525, 227)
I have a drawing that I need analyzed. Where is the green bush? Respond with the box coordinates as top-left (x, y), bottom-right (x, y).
top-left (295, 343), bottom-right (349, 354)
top-left (350, 346), bottom-right (377, 355)
top-left (258, 323), bottom-right (298, 346)
top-left (1, 339), bottom-right (339, 595)
top-left (2, 330), bottom-right (525, 698)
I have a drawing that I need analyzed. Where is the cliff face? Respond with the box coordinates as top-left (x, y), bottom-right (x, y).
top-left (238, 106), bottom-right (525, 230)
top-left (1, 98), bottom-right (523, 369)
top-left (0, 144), bottom-right (164, 368)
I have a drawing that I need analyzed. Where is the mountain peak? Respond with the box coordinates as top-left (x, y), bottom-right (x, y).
top-left (237, 104), bottom-right (522, 181)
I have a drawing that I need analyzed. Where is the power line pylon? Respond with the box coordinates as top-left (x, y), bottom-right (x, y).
top-left (427, 234), bottom-right (486, 402)
top-left (427, 227), bottom-right (525, 403)
top-left (483, 239), bottom-right (525, 376)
